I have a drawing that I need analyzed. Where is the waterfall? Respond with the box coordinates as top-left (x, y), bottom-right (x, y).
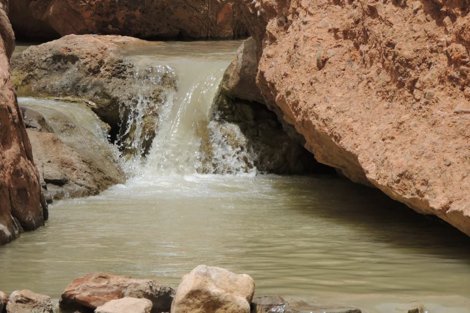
top-left (127, 53), bottom-right (257, 177)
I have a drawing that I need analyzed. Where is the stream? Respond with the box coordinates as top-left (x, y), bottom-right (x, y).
top-left (1, 41), bottom-right (469, 313)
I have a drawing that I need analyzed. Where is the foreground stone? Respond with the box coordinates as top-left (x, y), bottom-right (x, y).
top-left (12, 35), bottom-right (177, 158)
top-left (60, 273), bottom-right (174, 313)
top-left (0, 291), bottom-right (8, 313)
top-left (171, 265), bottom-right (255, 313)
top-left (8, 0), bottom-right (247, 40)
top-left (95, 297), bottom-right (153, 313)
top-left (0, 4), bottom-right (46, 245)
top-left (6, 290), bottom-right (53, 313)
top-left (235, 1), bottom-right (470, 235)
top-left (20, 101), bottom-right (125, 200)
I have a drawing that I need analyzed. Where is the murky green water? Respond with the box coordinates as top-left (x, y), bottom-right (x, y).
top-left (3, 41), bottom-right (470, 313)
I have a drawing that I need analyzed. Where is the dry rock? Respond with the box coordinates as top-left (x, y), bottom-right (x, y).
top-left (60, 273), bottom-right (174, 313)
top-left (236, 0), bottom-right (470, 236)
top-left (8, 0), bottom-right (247, 40)
top-left (95, 297), bottom-right (153, 313)
top-left (0, 5), bottom-right (46, 245)
top-left (6, 290), bottom-right (53, 313)
top-left (171, 265), bottom-right (255, 313)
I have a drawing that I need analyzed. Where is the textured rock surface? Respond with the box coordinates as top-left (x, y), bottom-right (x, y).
top-left (236, 0), bottom-right (470, 235)
top-left (95, 297), bottom-right (153, 313)
top-left (20, 100), bottom-right (125, 200)
top-left (9, 0), bottom-right (247, 40)
top-left (0, 6), bottom-right (46, 245)
top-left (207, 37), bottom-right (327, 174)
top-left (6, 290), bottom-right (54, 313)
top-left (12, 35), bottom-right (177, 158)
top-left (60, 273), bottom-right (174, 313)
top-left (171, 265), bottom-right (255, 313)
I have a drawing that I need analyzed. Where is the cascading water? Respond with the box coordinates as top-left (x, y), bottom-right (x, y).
top-left (122, 42), bottom-right (257, 177)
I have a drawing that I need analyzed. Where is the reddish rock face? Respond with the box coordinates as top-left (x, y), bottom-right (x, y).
top-left (237, 1), bottom-right (470, 235)
top-left (9, 0), bottom-right (247, 40)
top-left (0, 7), bottom-right (46, 245)
top-left (60, 273), bottom-right (174, 313)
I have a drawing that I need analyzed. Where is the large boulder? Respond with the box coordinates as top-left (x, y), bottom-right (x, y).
top-left (171, 265), bottom-right (255, 313)
top-left (95, 297), bottom-right (153, 313)
top-left (0, 6), bottom-right (46, 245)
top-left (60, 273), bottom-right (174, 313)
top-left (235, 1), bottom-right (470, 235)
top-left (8, 0), bottom-right (247, 40)
top-left (6, 290), bottom-right (54, 313)
top-left (20, 99), bottom-right (125, 200)
top-left (12, 35), bottom-right (177, 159)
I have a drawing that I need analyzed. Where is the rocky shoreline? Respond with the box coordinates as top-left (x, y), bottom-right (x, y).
top-left (0, 265), bottom-right (431, 313)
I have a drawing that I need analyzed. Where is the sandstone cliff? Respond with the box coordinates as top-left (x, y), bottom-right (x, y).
top-left (0, 7), bottom-right (46, 245)
top-left (235, 0), bottom-right (470, 235)
top-left (9, 0), bottom-right (247, 40)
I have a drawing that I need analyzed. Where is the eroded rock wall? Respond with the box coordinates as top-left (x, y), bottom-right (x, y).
top-left (9, 0), bottom-right (247, 40)
top-left (236, 0), bottom-right (470, 235)
top-left (0, 7), bottom-right (46, 245)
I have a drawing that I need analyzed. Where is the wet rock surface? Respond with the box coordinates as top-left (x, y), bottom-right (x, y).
top-left (6, 290), bottom-right (53, 313)
top-left (171, 265), bottom-right (255, 313)
top-left (236, 0), bottom-right (470, 235)
top-left (8, 0), bottom-right (247, 41)
top-left (60, 273), bottom-right (174, 313)
top-left (12, 35), bottom-right (177, 159)
top-left (0, 5), bottom-right (46, 245)
top-left (252, 296), bottom-right (361, 313)
top-left (20, 101), bottom-right (125, 200)
top-left (208, 38), bottom-right (326, 174)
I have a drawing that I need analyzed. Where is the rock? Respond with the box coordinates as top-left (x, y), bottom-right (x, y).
top-left (207, 37), bottom-right (330, 175)
top-left (221, 38), bottom-right (264, 104)
top-left (12, 35), bottom-right (177, 159)
top-left (60, 273), bottom-right (174, 313)
top-left (0, 5), bottom-right (46, 245)
top-left (0, 291), bottom-right (8, 313)
top-left (237, 1), bottom-right (470, 236)
top-left (206, 94), bottom-right (322, 174)
top-left (6, 290), bottom-right (53, 313)
top-left (8, 0), bottom-right (247, 41)
top-left (251, 297), bottom-right (361, 313)
top-left (252, 296), bottom-right (289, 313)
top-left (408, 306), bottom-right (424, 313)
top-left (20, 101), bottom-right (125, 200)
top-left (95, 297), bottom-right (153, 313)
top-left (171, 265), bottom-right (255, 313)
